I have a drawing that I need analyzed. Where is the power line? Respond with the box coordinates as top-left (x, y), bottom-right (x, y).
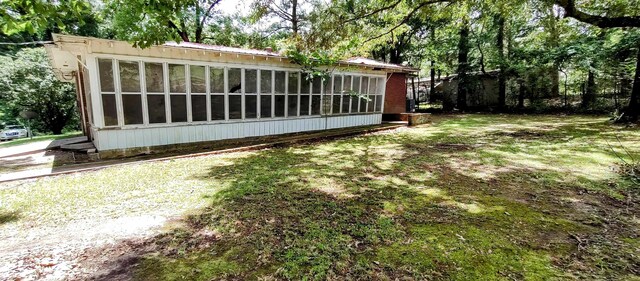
top-left (0, 41), bottom-right (53, 46)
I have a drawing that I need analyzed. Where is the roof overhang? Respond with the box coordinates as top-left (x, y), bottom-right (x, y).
top-left (48, 34), bottom-right (419, 78)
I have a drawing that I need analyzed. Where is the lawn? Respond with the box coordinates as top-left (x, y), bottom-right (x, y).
top-left (0, 131), bottom-right (82, 148)
top-left (0, 115), bottom-right (638, 280)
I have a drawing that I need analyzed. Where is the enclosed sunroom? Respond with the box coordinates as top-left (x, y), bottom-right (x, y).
top-left (46, 34), bottom-right (416, 156)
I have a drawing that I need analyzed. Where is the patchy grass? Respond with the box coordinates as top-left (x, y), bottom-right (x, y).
top-left (0, 131), bottom-right (82, 148)
top-left (1, 115), bottom-right (639, 280)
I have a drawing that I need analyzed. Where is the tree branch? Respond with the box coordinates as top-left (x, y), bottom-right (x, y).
top-left (555, 0), bottom-right (640, 28)
top-left (363, 0), bottom-right (452, 44)
top-left (342, 0), bottom-right (403, 24)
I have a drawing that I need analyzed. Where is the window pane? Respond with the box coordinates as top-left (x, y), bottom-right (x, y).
top-left (145, 63), bottom-right (164, 93)
top-left (211, 95), bottom-right (225, 120)
top-left (359, 96), bottom-right (367, 113)
top-left (275, 71), bottom-right (286, 93)
top-left (260, 70), bottom-right (272, 94)
top-left (361, 77), bottom-right (369, 94)
top-left (343, 76), bottom-right (352, 94)
top-left (274, 95), bottom-right (285, 117)
top-left (245, 95), bottom-right (257, 118)
top-left (261, 95), bottom-right (272, 118)
top-left (312, 76), bottom-right (322, 94)
top-left (229, 68), bottom-right (242, 93)
top-left (301, 73), bottom-right (311, 94)
top-left (190, 65), bottom-right (206, 93)
top-left (300, 95), bottom-right (310, 115)
top-left (169, 64), bottom-right (186, 93)
top-left (367, 94), bottom-right (375, 112)
top-left (368, 77), bottom-right (377, 94)
top-left (375, 95), bottom-right (383, 112)
top-left (229, 95), bottom-right (242, 119)
top-left (288, 72), bottom-right (299, 95)
top-left (99, 59), bottom-right (115, 92)
top-left (342, 94), bottom-right (350, 113)
top-left (332, 95), bottom-right (341, 114)
top-left (352, 76), bottom-right (361, 92)
top-left (119, 61), bottom-right (140, 92)
top-left (191, 95), bottom-right (207, 121)
top-left (245, 69), bottom-right (257, 93)
top-left (170, 95), bottom-right (187, 122)
top-left (147, 94), bottom-right (166, 123)
top-left (102, 94), bottom-right (117, 126)
top-left (333, 75), bottom-right (341, 94)
top-left (350, 96), bottom-right (358, 113)
top-left (311, 95), bottom-right (321, 115)
top-left (288, 95), bottom-right (298, 117)
top-left (210, 67), bottom-right (224, 93)
top-left (122, 94), bottom-right (143, 125)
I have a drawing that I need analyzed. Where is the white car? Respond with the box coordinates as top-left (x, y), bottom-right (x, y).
top-left (0, 125), bottom-right (29, 141)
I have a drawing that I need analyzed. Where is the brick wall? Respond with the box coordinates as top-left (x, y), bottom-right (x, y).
top-left (384, 73), bottom-right (407, 114)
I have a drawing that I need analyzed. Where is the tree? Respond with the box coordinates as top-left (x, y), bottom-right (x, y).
top-left (105, 0), bottom-right (223, 47)
top-left (0, 0), bottom-right (92, 36)
top-left (0, 48), bottom-right (77, 134)
top-left (251, 0), bottom-right (305, 37)
top-left (555, 0), bottom-right (640, 121)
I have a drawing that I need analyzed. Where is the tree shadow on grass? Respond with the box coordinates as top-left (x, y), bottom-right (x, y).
top-left (88, 118), bottom-right (639, 280)
top-left (0, 210), bottom-right (20, 225)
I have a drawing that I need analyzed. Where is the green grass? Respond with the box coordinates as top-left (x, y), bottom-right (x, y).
top-left (1, 115), bottom-right (639, 280)
top-left (0, 131), bottom-right (82, 148)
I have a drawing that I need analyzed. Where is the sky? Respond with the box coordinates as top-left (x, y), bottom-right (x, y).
top-left (216, 0), bottom-right (252, 16)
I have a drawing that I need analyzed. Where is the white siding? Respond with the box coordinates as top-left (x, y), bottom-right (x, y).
top-left (94, 114), bottom-right (381, 151)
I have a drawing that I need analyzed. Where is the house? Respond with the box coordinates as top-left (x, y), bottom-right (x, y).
top-left (45, 34), bottom-right (417, 157)
top-left (411, 70), bottom-right (502, 109)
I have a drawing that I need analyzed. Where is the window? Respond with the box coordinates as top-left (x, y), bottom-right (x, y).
top-left (300, 73), bottom-right (311, 115)
top-left (147, 95), bottom-right (166, 123)
top-left (260, 70), bottom-right (272, 118)
top-left (342, 75), bottom-right (351, 113)
top-left (332, 75), bottom-right (342, 114)
top-left (287, 71), bottom-right (299, 117)
top-left (119, 61), bottom-right (143, 125)
top-left (190, 65), bottom-right (207, 121)
top-left (322, 75), bottom-right (332, 115)
top-left (229, 95), bottom-right (242, 119)
top-left (311, 75), bottom-right (322, 115)
top-left (122, 94), bottom-right (143, 125)
top-left (359, 77), bottom-right (369, 113)
top-left (145, 62), bottom-right (166, 123)
top-left (169, 64), bottom-right (187, 122)
top-left (228, 68), bottom-right (242, 93)
top-left (99, 59), bottom-right (115, 92)
top-left (351, 76), bottom-right (361, 113)
top-left (245, 69), bottom-right (257, 119)
top-left (274, 71), bottom-right (286, 117)
top-left (228, 68), bottom-right (242, 119)
top-left (210, 67), bottom-right (225, 120)
top-left (190, 65), bottom-right (206, 93)
top-left (145, 62), bottom-right (164, 93)
top-left (375, 78), bottom-right (384, 112)
top-left (367, 76), bottom-right (376, 113)
top-left (101, 94), bottom-right (118, 126)
top-left (98, 59), bottom-right (117, 126)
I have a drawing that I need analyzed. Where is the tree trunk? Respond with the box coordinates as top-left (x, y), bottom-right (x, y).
top-left (583, 69), bottom-right (597, 108)
top-left (497, 14), bottom-right (506, 110)
top-left (430, 28), bottom-right (436, 103)
top-left (625, 46), bottom-right (640, 121)
top-left (518, 80), bottom-right (525, 109)
top-left (291, 0), bottom-right (298, 36)
top-left (457, 20), bottom-right (470, 111)
top-left (548, 6), bottom-right (560, 98)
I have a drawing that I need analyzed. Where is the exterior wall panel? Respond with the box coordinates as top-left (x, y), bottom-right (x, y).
top-left (94, 114), bottom-right (381, 151)
top-left (384, 73), bottom-right (407, 114)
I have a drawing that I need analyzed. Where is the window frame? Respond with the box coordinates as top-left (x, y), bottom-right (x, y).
top-left (92, 54), bottom-right (386, 129)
